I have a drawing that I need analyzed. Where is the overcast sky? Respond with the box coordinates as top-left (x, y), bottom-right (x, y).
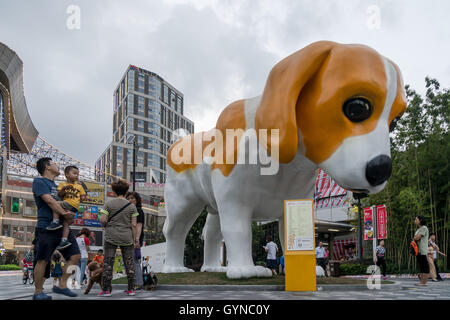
top-left (0, 0), bottom-right (449, 166)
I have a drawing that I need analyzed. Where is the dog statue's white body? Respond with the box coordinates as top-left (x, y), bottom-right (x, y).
top-left (162, 41), bottom-right (406, 279)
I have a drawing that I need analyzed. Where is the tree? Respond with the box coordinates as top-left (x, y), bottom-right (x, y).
top-left (184, 208), bottom-right (207, 270)
top-left (366, 78), bottom-right (449, 272)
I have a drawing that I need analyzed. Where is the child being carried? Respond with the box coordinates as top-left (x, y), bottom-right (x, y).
top-left (46, 165), bottom-right (87, 250)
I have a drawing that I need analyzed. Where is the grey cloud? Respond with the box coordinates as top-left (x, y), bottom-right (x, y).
top-left (0, 0), bottom-right (448, 166)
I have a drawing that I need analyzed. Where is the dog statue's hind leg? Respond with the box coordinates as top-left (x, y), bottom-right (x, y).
top-left (201, 210), bottom-right (227, 272)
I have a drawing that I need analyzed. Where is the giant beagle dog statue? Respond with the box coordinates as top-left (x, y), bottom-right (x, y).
top-left (162, 41), bottom-right (406, 279)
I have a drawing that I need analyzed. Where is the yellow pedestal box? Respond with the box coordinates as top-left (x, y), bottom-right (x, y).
top-left (284, 199), bottom-right (316, 292)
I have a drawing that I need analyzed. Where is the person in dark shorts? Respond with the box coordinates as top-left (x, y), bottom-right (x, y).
top-left (32, 157), bottom-right (81, 300)
top-left (414, 215), bottom-right (429, 286)
top-left (263, 236), bottom-right (278, 275)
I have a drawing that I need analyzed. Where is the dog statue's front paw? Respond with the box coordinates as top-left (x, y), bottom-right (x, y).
top-left (162, 265), bottom-right (195, 273)
top-left (226, 266), bottom-right (273, 279)
top-left (200, 265), bottom-right (227, 273)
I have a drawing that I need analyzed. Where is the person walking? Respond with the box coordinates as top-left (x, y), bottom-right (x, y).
top-left (142, 257), bottom-right (149, 274)
top-left (76, 228), bottom-right (91, 286)
top-left (99, 180), bottom-right (139, 297)
top-left (263, 236), bottom-right (278, 275)
top-left (324, 247), bottom-right (330, 276)
top-left (315, 242), bottom-right (328, 277)
top-left (429, 233), bottom-right (446, 281)
top-left (414, 215), bottom-right (430, 286)
top-left (375, 240), bottom-right (388, 279)
top-left (427, 243), bottom-right (438, 282)
top-left (31, 157), bottom-right (80, 300)
top-left (126, 191), bottom-right (145, 291)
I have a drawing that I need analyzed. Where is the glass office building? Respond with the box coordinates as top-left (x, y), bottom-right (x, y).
top-left (95, 65), bottom-right (194, 185)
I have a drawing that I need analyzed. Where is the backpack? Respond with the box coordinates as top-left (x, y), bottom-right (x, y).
top-left (409, 240), bottom-right (419, 256)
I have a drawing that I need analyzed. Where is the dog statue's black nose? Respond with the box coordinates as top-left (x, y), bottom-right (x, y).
top-left (366, 155), bottom-right (392, 186)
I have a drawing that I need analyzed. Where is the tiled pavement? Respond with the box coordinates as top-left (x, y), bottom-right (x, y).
top-left (1, 272), bottom-right (449, 300)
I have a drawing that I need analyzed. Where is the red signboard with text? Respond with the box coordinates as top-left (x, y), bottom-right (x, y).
top-left (376, 205), bottom-right (388, 239)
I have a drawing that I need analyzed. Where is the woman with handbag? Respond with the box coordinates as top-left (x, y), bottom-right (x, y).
top-left (126, 191), bottom-right (145, 291)
top-left (98, 180), bottom-right (140, 297)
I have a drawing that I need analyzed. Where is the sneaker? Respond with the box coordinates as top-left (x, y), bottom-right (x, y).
top-left (135, 286), bottom-right (144, 291)
top-left (46, 221), bottom-right (63, 231)
top-left (125, 290), bottom-right (135, 296)
top-left (56, 239), bottom-right (72, 250)
top-left (32, 292), bottom-right (52, 300)
top-left (52, 286), bottom-right (78, 297)
top-left (98, 290), bottom-right (111, 297)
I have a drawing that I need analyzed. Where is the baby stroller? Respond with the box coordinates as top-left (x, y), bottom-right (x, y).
top-left (142, 268), bottom-right (158, 291)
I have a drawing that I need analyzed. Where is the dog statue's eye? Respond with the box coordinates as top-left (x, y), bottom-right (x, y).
top-left (389, 115), bottom-right (402, 132)
top-left (343, 98), bottom-right (373, 123)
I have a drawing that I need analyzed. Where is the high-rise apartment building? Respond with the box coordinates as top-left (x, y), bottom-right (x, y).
top-left (95, 65), bottom-right (194, 187)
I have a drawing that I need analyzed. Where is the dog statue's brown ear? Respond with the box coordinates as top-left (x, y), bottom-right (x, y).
top-left (255, 41), bottom-right (337, 163)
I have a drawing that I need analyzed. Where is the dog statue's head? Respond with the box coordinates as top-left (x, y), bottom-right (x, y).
top-left (256, 41), bottom-right (406, 194)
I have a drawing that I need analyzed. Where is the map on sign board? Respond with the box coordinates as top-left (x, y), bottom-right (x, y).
top-left (285, 200), bottom-right (314, 251)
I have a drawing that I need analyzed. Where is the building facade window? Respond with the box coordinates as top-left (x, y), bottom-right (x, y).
top-left (138, 74), bottom-right (146, 93)
top-left (127, 148), bottom-right (133, 163)
top-left (148, 77), bottom-right (156, 97)
top-left (127, 69), bottom-right (135, 92)
top-left (117, 146), bottom-right (123, 162)
top-left (170, 91), bottom-right (176, 110)
top-left (155, 78), bottom-right (162, 100)
top-left (147, 122), bottom-right (159, 137)
top-left (12, 226), bottom-right (25, 241)
top-left (137, 96), bottom-right (145, 116)
top-left (163, 85), bottom-right (169, 104)
top-left (177, 96), bottom-right (183, 114)
top-left (137, 151), bottom-right (144, 166)
top-left (127, 94), bottom-right (134, 115)
top-left (2, 224), bottom-right (11, 237)
top-left (137, 135), bottom-right (144, 147)
top-left (127, 117), bottom-right (134, 131)
top-left (137, 119), bottom-right (145, 132)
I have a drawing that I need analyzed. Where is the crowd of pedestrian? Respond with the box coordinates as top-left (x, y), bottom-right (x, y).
top-left (26, 157), bottom-right (448, 300)
top-left (413, 215), bottom-right (446, 286)
top-left (30, 157), bottom-right (149, 300)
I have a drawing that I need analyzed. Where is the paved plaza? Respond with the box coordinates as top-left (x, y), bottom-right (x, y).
top-left (0, 271), bottom-right (449, 300)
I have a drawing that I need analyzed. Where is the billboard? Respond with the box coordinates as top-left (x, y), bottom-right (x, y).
top-left (364, 207), bottom-right (374, 240)
top-left (73, 204), bottom-right (102, 228)
top-left (81, 181), bottom-right (105, 205)
top-left (364, 205), bottom-right (388, 240)
top-left (71, 181), bottom-right (105, 228)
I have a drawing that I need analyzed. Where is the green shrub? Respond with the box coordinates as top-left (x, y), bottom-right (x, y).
top-left (339, 263), bottom-right (368, 275)
top-left (255, 261), bottom-right (266, 267)
top-left (0, 264), bottom-right (21, 271)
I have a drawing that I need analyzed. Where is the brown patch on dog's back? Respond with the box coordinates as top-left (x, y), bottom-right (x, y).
top-left (167, 100), bottom-right (246, 176)
top-left (211, 99), bottom-right (246, 176)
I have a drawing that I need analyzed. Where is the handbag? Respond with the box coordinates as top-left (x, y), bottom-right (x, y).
top-left (105, 202), bottom-right (132, 227)
top-left (135, 248), bottom-right (141, 260)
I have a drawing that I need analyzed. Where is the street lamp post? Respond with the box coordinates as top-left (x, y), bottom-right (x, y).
top-left (127, 134), bottom-right (139, 192)
top-left (132, 136), bottom-right (137, 192)
top-left (353, 192), bottom-right (368, 263)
